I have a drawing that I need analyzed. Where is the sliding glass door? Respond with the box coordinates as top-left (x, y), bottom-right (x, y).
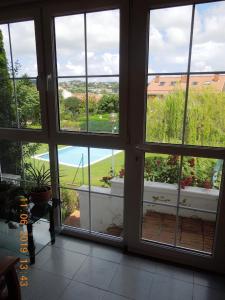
top-left (42, 0), bottom-right (128, 242)
top-left (128, 0), bottom-right (225, 272)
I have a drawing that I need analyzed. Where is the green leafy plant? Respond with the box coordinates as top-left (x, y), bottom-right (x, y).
top-left (26, 163), bottom-right (51, 192)
top-left (144, 155), bottom-right (216, 189)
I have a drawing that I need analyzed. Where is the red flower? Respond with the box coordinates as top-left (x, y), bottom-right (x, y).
top-left (203, 180), bottom-right (212, 190)
top-left (188, 158), bottom-right (195, 168)
top-left (119, 168), bottom-right (125, 178)
top-left (168, 155), bottom-right (179, 165)
top-left (180, 180), bottom-right (186, 189)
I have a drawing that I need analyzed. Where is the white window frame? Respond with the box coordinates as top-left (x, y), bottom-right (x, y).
top-left (127, 0), bottom-right (225, 273)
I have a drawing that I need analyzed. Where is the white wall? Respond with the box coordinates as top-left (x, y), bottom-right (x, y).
top-left (79, 178), bottom-right (219, 232)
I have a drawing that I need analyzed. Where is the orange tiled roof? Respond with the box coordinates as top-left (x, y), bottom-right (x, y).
top-left (148, 74), bottom-right (225, 96)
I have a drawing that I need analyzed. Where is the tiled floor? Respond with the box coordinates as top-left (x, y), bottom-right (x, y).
top-left (142, 212), bottom-right (215, 253)
top-left (20, 235), bottom-right (225, 300)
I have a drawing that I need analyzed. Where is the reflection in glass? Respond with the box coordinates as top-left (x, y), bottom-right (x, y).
top-left (148, 5), bottom-right (192, 73)
top-left (146, 75), bottom-right (186, 143)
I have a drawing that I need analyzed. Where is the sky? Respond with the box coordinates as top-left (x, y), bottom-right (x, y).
top-left (0, 2), bottom-right (225, 78)
top-left (149, 1), bottom-right (225, 73)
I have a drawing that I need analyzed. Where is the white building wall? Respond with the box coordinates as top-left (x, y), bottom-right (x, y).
top-left (79, 178), bottom-right (219, 232)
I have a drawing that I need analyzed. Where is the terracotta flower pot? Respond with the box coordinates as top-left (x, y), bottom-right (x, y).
top-left (30, 187), bottom-right (52, 203)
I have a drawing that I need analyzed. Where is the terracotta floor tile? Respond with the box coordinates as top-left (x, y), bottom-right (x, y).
top-left (142, 212), bottom-right (215, 253)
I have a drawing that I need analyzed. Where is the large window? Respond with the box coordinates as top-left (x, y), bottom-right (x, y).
top-left (146, 2), bottom-right (225, 147)
top-left (140, 1), bottom-right (225, 257)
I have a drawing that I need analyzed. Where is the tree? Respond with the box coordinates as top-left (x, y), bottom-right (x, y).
top-left (0, 30), bottom-right (23, 174)
top-left (0, 30), bottom-right (15, 127)
top-left (16, 75), bottom-right (40, 127)
top-left (146, 87), bottom-right (225, 147)
top-left (64, 96), bottom-right (81, 117)
top-left (97, 94), bottom-right (119, 114)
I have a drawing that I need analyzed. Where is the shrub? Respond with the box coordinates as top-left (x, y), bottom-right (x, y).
top-left (64, 96), bottom-right (82, 116)
top-left (97, 94), bottom-right (119, 113)
top-left (61, 189), bottom-right (79, 220)
top-left (144, 155), bottom-right (217, 189)
top-left (146, 87), bottom-right (225, 147)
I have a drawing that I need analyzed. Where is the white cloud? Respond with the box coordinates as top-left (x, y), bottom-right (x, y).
top-left (1, 4), bottom-right (225, 76)
top-left (191, 2), bottom-right (225, 71)
top-left (148, 5), bottom-right (192, 73)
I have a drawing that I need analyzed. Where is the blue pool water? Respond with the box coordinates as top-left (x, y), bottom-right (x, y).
top-left (35, 146), bottom-right (121, 167)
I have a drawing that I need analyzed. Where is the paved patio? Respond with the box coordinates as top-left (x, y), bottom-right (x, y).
top-left (64, 209), bottom-right (215, 253)
top-left (142, 211), bottom-right (215, 253)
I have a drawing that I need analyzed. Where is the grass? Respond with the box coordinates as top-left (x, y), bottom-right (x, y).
top-left (60, 113), bottom-right (119, 133)
top-left (26, 143), bottom-right (125, 189)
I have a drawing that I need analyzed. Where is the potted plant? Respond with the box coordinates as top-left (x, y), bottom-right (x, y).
top-left (26, 164), bottom-right (52, 203)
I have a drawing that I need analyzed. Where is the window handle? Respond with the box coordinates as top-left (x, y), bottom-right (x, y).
top-left (36, 76), bottom-right (41, 91)
top-left (46, 74), bottom-right (52, 91)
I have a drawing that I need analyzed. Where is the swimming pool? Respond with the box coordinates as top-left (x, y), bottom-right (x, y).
top-left (34, 146), bottom-right (121, 167)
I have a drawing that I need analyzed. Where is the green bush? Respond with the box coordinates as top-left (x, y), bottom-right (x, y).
top-left (144, 155), bottom-right (218, 189)
top-left (97, 94), bottom-right (119, 113)
top-left (146, 87), bottom-right (225, 147)
top-left (61, 189), bottom-right (79, 221)
top-left (64, 96), bottom-right (82, 116)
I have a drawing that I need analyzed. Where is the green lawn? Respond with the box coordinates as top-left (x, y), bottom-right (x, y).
top-left (60, 113), bottom-right (118, 133)
top-left (26, 144), bottom-right (125, 188)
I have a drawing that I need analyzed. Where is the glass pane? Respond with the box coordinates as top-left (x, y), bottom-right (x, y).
top-left (185, 74), bottom-right (225, 147)
top-left (58, 78), bottom-right (87, 131)
top-left (56, 145), bottom-right (88, 188)
top-left (86, 9), bottom-right (120, 75)
top-left (0, 140), bottom-right (23, 179)
top-left (176, 156), bottom-right (222, 253)
top-left (55, 14), bottom-right (85, 76)
top-left (0, 21), bottom-right (42, 129)
top-left (57, 145), bottom-right (124, 237)
top-left (191, 1), bottom-right (225, 72)
top-left (90, 192), bottom-right (123, 237)
top-left (142, 153), bottom-right (181, 245)
top-left (0, 79), bottom-right (17, 128)
top-left (146, 75), bottom-right (186, 143)
top-left (88, 77), bottom-right (119, 133)
top-left (90, 148), bottom-right (124, 196)
top-left (142, 205), bottom-right (176, 245)
top-left (148, 6), bottom-right (192, 73)
top-left (60, 188), bottom-right (89, 230)
top-left (15, 78), bottom-right (41, 129)
top-left (176, 209), bottom-right (216, 253)
top-left (10, 21), bottom-right (38, 77)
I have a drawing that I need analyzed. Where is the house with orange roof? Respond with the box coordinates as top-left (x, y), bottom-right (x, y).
top-left (148, 74), bottom-right (225, 96)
